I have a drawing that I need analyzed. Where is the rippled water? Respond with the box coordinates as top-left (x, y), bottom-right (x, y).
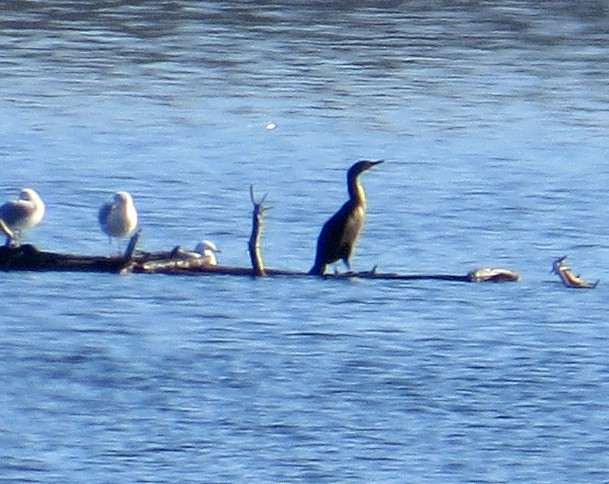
top-left (2, 2), bottom-right (609, 482)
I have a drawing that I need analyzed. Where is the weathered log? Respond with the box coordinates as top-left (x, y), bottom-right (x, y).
top-left (124, 230), bottom-right (140, 261)
top-left (0, 241), bottom-right (519, 282)
top-left (0, 244), bottom-right (129, 272)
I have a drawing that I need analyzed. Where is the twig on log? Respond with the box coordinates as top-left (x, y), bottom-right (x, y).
top-left (0, 244), bottom-right (131, 272)
top-left (0, 219), bottom-right (15, 246)
top-left (118, 230), bottom-right (141, 274)
top-left (124, 231), bottom-right (140, 260)
top-left (552, 255), bottom-right (599, 289)
top-left (248, 185), bottom-right (267, 277)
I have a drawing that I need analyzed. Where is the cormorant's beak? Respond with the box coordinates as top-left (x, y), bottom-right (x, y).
top-left (361, 159), bottom-right (384, 171)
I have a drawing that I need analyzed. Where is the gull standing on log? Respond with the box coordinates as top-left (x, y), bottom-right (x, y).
top-left (0, 188), bottom-right (45, 244)
top-left (194, 240), bottom-right (221, 266)
top-left (98, 191), bottom-right (138, 246)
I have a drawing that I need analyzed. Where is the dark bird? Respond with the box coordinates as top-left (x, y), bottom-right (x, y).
top-left (309, 160), bottom-right (384, 275)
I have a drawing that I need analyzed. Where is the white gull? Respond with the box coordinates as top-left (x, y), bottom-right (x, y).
top-left (194, 240), bottom-right (221, 266)
top-left (0, 188), bottom-right (45, 243)
top-left (98, 191), bottom-right (138, 244)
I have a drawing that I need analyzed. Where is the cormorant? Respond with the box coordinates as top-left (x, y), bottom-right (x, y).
top-left (0, 188), bottom-right (45, 243)
top-left (309, 160), bottom-right (384, 275)
top-left (98, 191), bottom-right (138, 244)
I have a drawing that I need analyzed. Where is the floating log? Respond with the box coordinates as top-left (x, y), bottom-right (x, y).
top-left (0, 242), bottom-right (519, 282)
top-left (0, 188), bottom-right (520, 283)
top-left (132, 257), bottom-right (518, 282)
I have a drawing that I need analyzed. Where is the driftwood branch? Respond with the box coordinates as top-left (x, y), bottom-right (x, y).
top-left (248, 185), bottom-right (267, 277)
top-left (0, 241), bottom-right (520, 282)
top-left (124, 230), bottom-right (140, 261)
top-left (0, 219), bottom-right (15, 246)
top-left (131, 263), bottom-right (518, 282)
top-left (552, 255), bottom-right (599, 289)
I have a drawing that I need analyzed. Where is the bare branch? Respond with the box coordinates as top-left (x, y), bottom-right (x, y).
top-left (248, 187), bottom-right (267, 277)
top-left (0, 219), bottom-right (15, 246)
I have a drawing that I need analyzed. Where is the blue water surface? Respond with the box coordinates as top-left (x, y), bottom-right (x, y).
top-left (1, 2), bottom-right (609, 482)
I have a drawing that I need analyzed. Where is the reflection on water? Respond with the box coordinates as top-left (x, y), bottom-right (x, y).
top-left (2, 2), bottom-right (609, 483)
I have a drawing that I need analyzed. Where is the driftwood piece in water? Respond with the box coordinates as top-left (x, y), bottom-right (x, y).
top-left (0, 241), bottom-right (519, 282)
top-left (248, 186), bottom-right (267, 277)
top-left (552, 255), bottom-right (599, 289)
top-left (0, 219), bottom-right (15, 246)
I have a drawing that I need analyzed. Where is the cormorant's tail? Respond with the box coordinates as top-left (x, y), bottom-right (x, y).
top-left (308, 262), bottom-right (325, 276)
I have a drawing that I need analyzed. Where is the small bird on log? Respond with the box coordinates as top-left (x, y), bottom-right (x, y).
top-left (98, 191), bottom-right (138, 246)
top-left (0, 188), bottom-right (45, 244)
top-left (194, 240), bottom-right (221, 266)
top-left (309, 160), bottom-right (384, 275)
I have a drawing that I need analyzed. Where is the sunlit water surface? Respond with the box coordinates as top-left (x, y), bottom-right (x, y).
top-left (2, 2), bottom-right (609, 482)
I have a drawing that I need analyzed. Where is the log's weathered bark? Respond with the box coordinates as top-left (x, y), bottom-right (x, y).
top-left (0, 244), bottom-right (128, 272)
top-left (0, 241), bottom-right (519, 282)
top-left (297, 266), bottom-right (519, 282)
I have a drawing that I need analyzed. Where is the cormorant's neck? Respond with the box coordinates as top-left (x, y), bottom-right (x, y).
top-left (348, 172), bottom-right (366, 207)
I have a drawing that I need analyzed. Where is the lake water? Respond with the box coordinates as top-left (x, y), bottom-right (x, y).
top-left (2, 1), bottom-right (609, 482)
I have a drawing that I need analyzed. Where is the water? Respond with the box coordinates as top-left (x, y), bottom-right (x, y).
top-left (2, 1), bottom-right (609, 482)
